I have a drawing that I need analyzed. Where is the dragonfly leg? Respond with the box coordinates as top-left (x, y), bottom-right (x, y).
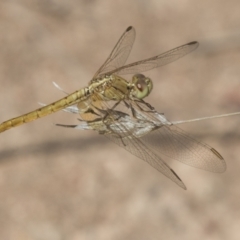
top-left (134, 99), bottom-right (155, 112)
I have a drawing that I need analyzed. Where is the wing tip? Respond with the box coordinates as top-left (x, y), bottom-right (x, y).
top-left (187, 41), bottom-right (199, 49)
top-left (188, 41), bottom-right (198, 45)
top-left (126, 26), bottom-right (133, 32)
top-left (170, 169), bottom-right (187, 190)
top-left (210, 147), bottom-right (227, 173)
top-left (210, 148), bottom-right (224, 160)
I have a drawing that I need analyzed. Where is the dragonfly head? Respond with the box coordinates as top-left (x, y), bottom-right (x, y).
top-left (131, 74), bottom-right (153, 99)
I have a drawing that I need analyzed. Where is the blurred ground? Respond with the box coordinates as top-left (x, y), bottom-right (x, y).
top-left (1, 0), bottom-right (240, 239)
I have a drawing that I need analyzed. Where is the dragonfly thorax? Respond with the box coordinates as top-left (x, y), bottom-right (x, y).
top-left (89, 74), bottom-right (152, 101)
top-left (131, 74), bottom-right (153, 99)
top-left (96, 75), bottom-right (131, 101)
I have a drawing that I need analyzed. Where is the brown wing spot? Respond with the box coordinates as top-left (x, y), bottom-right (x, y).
top-left (170, 169), bottom-right (181, 181)
top-left (126, 26), bottom-right (132, 31)
top-left (170, 169), bottom-right (187, 190)
top-left (188, 41), bottom-right (198, 45)
top-left (211, 148), bottom-right (224, 160)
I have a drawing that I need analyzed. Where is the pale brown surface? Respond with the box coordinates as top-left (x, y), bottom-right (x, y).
top-left (1, 1), bottom-right (240, 239)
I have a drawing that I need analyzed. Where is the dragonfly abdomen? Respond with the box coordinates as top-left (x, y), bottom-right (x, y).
top-left (0, 88), bottom-right (89, 133)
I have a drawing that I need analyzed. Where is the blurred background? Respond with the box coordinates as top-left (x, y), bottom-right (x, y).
top-left (1, 0), bottom-right (240, 239)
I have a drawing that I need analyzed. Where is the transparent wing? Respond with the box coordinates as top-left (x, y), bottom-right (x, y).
top-left (128, 100), bottom-right (226, 172)
top-left (105, 125), bottom-right (187, 189)
top-left (96, 95), bottom-right (226, 174)
top-left (141, 124), bottom-right (226, 172)
top-left (93, 26), bottom-right (136, 78)
top-left (107, 41), bottom-right (199, 75)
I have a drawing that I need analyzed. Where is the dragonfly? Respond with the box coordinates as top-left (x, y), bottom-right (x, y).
top-left (1, 26), bottom-right (239, 189)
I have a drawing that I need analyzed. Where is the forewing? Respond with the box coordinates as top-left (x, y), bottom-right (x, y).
top-left (140, 124), bottom-right (226, 172)
top-left (105, 122), bottom-right (187, 190)
top-left (109, 41), bottom-right (199, 75)
top-left (93, 26), bottom-right (136, 78)
top-left (129, 100), bottom-right (226, 173)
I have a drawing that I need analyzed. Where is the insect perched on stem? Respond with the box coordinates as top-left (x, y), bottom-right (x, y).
top-left (1, 26), bottom-right (240, 189)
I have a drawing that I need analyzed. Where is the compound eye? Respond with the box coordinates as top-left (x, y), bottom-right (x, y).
top-left (132, 74), bottom-right (153, 99)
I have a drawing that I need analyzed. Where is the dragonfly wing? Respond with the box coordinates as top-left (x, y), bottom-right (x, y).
top-left (93, 26), bottom-right (136, 78)
top-left (140, 124), bottom-right (226, 172)
top-left (105, 125), bottom-right (187, 189)
top-left (128, 100), bottom-right (226, 173)
top-left (107, 98), bottom-right (226, 173)
top-left (111, 41), bottom-right (199, 75)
